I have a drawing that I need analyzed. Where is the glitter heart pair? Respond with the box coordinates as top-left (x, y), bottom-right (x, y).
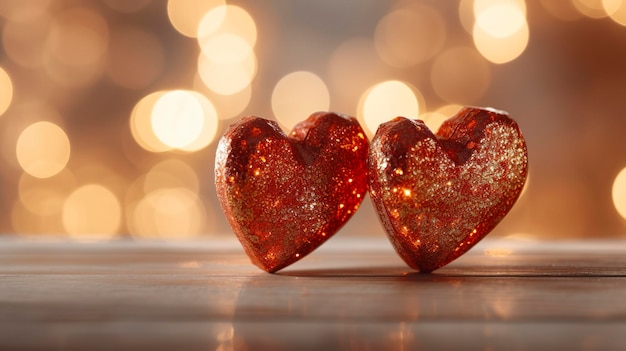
top-left (215, 107), bottom-right (528, 273)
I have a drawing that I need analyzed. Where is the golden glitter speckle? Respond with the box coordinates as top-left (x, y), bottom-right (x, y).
top-left (369, 107), bottom-right (528, 272)
top-left (215, 112), bottom-right (369, 272)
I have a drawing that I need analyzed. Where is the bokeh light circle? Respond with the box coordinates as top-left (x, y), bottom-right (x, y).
top-left (151, 90), bottom-right (205, 149)
top-left (144, 159), bottom-right (200, 194)
top-left (471, 0), bottom-right (529, 64)
top-left (193, 76), bottom-right (252, 120)
top-left (168, 0), bottom-right (226, 37)
top-left (573, 0), bottom-right (610, 18)
top-left (63, 184), bottom-right (121, 240)
top-left (475, 2), bottom-right (526, 38)
top-left (131, 188), bottom-right (207, 240)
top-left (130, 91), bottom-right (171, 152)
top-left (0, 66), bottom-right (13, 116)
top-left (604, 0), bottom-right (626, 25)
top-left (540, 0), bottom-right (584, 21)
top-left (201, 32), bottom-right (253, 64)
top-left (179, 92), bottom-right (220, 152)
top-left (358, 80), bottom-right (420, 136)
top-left (612, 167), bottom-right (626, 220)
top-left (474, 0), bottom-right (527, 18)
top-left (459, 0), bottom-right (476, 33)
top-left (473, 21), bottom-right (529, 64)
top-left (197, 51), bottom-right (257, 95)
top-left (16, 121), bottom-right (71, 178)
top-left (271, 71), bottom-right (330, 130)
top-left (197, 4), bottom-right (256, 49)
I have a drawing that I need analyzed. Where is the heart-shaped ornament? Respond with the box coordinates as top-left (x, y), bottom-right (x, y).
top-left (369, 107), bottom-right (528, 273)
top-left (215, 112), bottom-right (369, 272)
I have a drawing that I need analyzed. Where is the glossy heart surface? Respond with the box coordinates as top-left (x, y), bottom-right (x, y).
top-left (368, 107), bottom-right (528, 272)
top-left (215, 112), bottom-right (369, 272)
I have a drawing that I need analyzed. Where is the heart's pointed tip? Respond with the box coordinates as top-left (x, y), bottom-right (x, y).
top-left (262, 266), bottom-right (281, 274)
top-left (409, 261), bottom-right (443, 274)
top-left (252, 259), bottom-right (285, 274)
top-left (417, 269), bottom-right (436, 274)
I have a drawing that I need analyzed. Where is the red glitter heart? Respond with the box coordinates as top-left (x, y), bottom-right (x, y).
top-left (215, 112), bottom-right (369, 272)
top-left (369, 107), bottom-right (528, 273)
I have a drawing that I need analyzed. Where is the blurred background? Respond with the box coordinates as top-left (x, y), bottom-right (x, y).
top-left (0, 0), bottom-right (625, 241)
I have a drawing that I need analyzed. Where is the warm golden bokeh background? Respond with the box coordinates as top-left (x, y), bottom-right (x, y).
top-left (1, 0), bottom-right (626, 241)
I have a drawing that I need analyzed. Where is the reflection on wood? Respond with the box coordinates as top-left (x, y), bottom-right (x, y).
top-left (1, 238), bottom-right (625, 350)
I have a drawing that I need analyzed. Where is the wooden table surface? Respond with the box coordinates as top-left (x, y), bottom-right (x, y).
top-left (1, 237), bottom-right (626, 350)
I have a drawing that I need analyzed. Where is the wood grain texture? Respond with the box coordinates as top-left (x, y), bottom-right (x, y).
top-left (1, 238), bottom-right (625, 350)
